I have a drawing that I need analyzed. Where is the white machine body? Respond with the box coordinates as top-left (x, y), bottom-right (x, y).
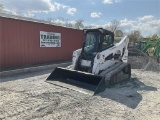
top-left (72, 36), bottom-right (129, 75)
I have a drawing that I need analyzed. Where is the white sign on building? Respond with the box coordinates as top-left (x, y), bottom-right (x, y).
top-left (40, 31), bottom-right (61, 47)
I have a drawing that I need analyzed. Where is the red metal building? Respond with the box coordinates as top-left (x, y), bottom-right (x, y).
top-left (0, 13), bottom-right (83, 71)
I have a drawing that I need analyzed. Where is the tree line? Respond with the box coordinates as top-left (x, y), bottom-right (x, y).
top-left (0, 4), bottom-right (159, 42)
top-left (50, 18), bottom-right (159, 42)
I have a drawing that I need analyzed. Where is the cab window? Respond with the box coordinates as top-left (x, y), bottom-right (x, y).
top-left (101, 34), bottom-right (113, 50)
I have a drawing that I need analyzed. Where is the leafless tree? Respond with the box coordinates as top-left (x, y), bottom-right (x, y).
top-left (109, 19), bottom-right (120, 32)
top-left (74, 20), bottom-right (84, 29)
top-left (64, 19), bottom-right (74, 28)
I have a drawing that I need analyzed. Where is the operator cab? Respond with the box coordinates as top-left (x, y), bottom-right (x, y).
top-left (76, 28), bottom-right (114, 72)
top-left (82, 28), bottom-right (114, 59)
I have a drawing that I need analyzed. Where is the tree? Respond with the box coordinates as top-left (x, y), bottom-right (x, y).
top-left (109, 19), bottom-right (120, 32)
top-left (74, 20), bottom-right (84, 29)
top-left (144, 34), bottom-right (159, 42)
top-left (114, 29), bottom-right (123, 37)
top-left (128, 30), bottom-right (143, 42)
top-left (151, 34), bottom-right (159, 40)
top-left (64, 19), bottom-right (74, 28)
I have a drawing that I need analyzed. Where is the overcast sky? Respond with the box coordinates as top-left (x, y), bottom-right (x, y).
top-left (0, 0), bottom-right (160, 37)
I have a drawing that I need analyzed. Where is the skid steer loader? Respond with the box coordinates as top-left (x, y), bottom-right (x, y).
top-left (46, 28), bottom-right (131, 95)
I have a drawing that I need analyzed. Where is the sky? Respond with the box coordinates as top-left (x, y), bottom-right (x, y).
top-left (0, 0), bottom-right (160, 37)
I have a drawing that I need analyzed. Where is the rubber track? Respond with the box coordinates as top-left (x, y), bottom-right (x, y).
top-left (99, 62), bottom-right (131, 85)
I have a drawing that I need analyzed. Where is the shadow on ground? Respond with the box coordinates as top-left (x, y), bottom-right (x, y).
top-left (97, 77), bottom-right (157, 109)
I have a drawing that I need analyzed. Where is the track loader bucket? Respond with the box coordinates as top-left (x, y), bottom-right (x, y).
top-left (46, 67), bottom-right (106, 95)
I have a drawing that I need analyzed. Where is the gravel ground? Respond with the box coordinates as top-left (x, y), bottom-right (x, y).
top-left (128, 48), bottom-right (160, 71)
top-left (0, 48), bottom-right (159, 120)
top-left (128, 48), bottom-right (149, 69)
top-left (0, 69), bottom-right (160, 120)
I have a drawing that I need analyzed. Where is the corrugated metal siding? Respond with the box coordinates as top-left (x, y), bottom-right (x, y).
top-left (0, 17), bottom-right (83, 71)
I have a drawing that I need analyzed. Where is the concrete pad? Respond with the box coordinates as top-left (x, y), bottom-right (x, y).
top-left (0, 62), bottom-right (71, 77)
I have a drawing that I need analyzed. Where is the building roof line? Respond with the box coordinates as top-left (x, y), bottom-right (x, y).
top-left (0, 12), bottom-right (81, 31)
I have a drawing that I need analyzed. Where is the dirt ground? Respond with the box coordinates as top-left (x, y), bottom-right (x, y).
top-left (0, 68), bottom-right (160, 120)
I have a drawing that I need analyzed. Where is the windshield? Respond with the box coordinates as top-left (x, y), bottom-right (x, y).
top-left (83, 31), bottom-right (101, 55)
